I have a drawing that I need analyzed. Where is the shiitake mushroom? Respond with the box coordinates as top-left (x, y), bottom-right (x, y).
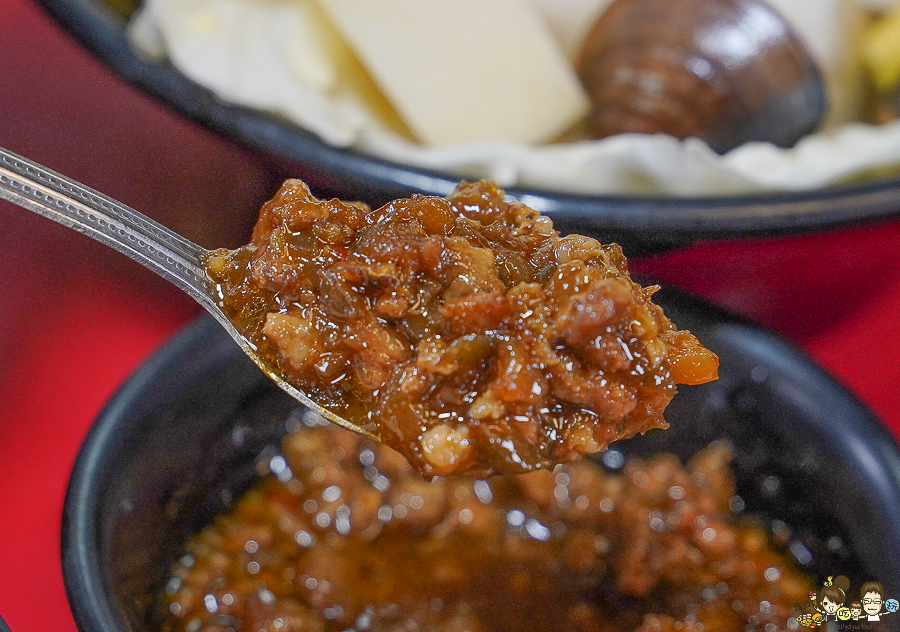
top-left (577, 0), bottom-right (827, 153)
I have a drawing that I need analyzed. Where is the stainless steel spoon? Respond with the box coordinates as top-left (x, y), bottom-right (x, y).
top-left (0, 146), bottom-right (376, 439)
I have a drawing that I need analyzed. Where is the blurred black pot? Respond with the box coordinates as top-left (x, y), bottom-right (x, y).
top-left (33, 0), bottom-right (900, 252)
top-left (61, 289), bottom-right (900, 631)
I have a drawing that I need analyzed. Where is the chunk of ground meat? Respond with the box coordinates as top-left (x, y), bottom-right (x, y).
top-left (205, 180), bottom-right (718, 477)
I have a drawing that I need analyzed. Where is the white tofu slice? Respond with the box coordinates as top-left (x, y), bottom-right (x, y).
top-left (314, 0), bottom-right (590, 146)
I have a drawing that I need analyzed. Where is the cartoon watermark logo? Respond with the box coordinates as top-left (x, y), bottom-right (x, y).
top-left (792, 576), bottom-right (898, 628)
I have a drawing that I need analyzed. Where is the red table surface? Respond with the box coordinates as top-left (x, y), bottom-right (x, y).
top-left (2, 1), bottom-right (900, 630)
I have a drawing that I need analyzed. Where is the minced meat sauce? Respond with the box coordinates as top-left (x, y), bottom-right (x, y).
top-left (160, 420), bottom-right (810, 632)
top-left (204, 180), bottom-right (718, 477)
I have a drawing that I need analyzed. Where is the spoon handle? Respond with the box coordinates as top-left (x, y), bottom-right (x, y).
top-left (0, 146), bottom-right (377, 439)
top-left (0, 146), bottom-right (217, 311)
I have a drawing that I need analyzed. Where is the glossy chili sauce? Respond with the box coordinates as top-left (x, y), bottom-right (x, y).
top-left (160, 422), bottom-right (810, 632)
top-left (204, 180), bottom-right (718, 477)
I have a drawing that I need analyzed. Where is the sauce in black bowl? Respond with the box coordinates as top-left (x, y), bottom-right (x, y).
top-left (60, 289), bottom-right (900, 631)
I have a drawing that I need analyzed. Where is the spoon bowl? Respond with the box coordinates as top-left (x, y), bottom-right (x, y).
top-left (0, 146), bottom-right (375, 439)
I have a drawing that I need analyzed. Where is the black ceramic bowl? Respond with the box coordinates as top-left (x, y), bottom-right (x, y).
top-left (33, 0), bottom-right (900, 251)
top-left (61, 289), bottom-right (900, 632)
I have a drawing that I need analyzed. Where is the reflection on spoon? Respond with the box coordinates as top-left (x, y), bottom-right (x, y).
top-left (0, 146), bottom-right (369, 440)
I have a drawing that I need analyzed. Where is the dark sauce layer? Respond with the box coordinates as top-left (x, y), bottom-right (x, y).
top-left (204, 180), bottom-right (718, 477)
top-left (160, 421), bottom-right (810, 632)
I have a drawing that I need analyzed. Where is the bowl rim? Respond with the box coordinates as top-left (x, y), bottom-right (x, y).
top-left (33, 0), bottom-right (900, 241)
top-left (61, 294), bottom-right (900, 632)
top-left (61, 319), bottom-right (218, 632)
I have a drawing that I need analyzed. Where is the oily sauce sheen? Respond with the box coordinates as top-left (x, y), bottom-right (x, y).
top-left (205, 180), bottom-right (718, 477)
top-left (160, 423), bottom-right (810, 632)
